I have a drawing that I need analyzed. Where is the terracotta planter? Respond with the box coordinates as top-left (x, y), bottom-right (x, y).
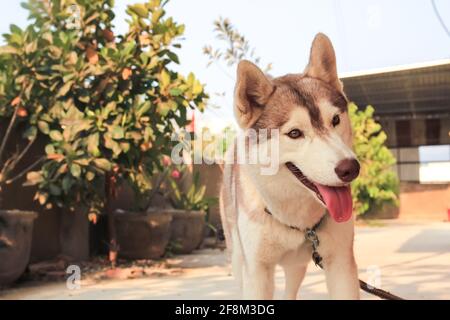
top-left (169, 209), bottom-right (206, 254)
top-left (114, 209), bottom-right (172, 259)
top-left (0, 210), bottom-right (38, 286)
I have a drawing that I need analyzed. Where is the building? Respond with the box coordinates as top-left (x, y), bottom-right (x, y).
top-left (341, 60), bottom-right (450, 219)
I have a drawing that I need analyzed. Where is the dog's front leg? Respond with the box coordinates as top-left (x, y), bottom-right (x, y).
top-left (323, 253), bottom-right (360, 300)
top-left (242, 262), bottom-right (275, 300)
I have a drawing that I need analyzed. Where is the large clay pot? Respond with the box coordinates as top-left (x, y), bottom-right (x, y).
top-left (0, 210), bottom-right (38, 286)
top-left (169, 209), bottom-right (206, 254)
top-left (114, 208), bottom-right (172, 259)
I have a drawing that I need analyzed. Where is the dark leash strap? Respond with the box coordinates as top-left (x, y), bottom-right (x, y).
top-left (265, 208), bottom-right (405, 300)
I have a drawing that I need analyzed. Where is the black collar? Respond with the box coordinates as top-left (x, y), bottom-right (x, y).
top-left (264, 207), bottom-right (326, 233)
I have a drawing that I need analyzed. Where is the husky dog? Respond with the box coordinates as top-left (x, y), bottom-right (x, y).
top-left (220, 33), bottom-right (361, 300)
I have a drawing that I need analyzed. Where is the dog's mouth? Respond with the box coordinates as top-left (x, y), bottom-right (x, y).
top-left (285, 162), bottom-right (353, 223)
top-left (286, 162), bottom-right (325, 204)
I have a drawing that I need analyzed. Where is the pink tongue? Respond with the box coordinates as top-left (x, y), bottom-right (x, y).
top-left (315, 184), bottom-right (353, 223)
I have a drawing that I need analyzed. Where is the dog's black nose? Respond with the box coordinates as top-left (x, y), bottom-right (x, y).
top-left (335, 158), bottom-right (360, 182)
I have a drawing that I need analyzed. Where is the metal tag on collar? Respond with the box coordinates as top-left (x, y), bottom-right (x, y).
top-left (312, 251), bottom-right (323, 268)
top-left (305, 228), bottom-right (320, 248)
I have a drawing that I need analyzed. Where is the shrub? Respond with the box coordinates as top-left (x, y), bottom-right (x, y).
top-left (349, 103), bottom-right (399, 215)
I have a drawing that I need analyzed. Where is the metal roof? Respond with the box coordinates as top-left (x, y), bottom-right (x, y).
top-left (340, 59), bottom-right (450, 120)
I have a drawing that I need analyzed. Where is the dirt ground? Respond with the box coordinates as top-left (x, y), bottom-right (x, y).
top-left (1, 220), bottom-right (450, 300)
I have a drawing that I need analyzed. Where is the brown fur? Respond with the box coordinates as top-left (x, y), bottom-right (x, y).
top-left (252, 76), bottom-right (348, 133)
top-left (235, 33), bottom-right (348, 134)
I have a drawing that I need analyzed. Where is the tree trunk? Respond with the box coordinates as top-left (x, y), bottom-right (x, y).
top-left (105, 173), bottom-right (118, 267)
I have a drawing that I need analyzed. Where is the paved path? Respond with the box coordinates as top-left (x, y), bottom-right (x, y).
top-left (2, 220), bottom-right (450, 300)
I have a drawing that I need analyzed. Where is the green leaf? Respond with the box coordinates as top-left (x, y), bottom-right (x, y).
top-left (160, 70), bottom-right (170, 90)
top-left (87, 133), bottom-right (100, 156)
top-left (136, 101), bottom-right (151, 117)
top-left (93, 158), bottom-right (112, 172)
top-left (78, 94), bottom-right (90, 103)
top-left (166, 51), bottom-right (179, 64)
top-left (10, 24), bottom-right (22, 35)
top-left (157, 102), bottom-right (170, 116)
top-left (62, 175), bottom-right (72, 193)
top-left (49, 130), bottom-right (63, 141)
top-left (111, 126), bottom-right (124, 139)
top-left (58, 81), bottom-right (74, 97)
top-left (192, 79), bottom-right (203, 95)
top-left (0, 45), bottom-right (19, 55)
top-left (120, 142), bottom-right (130, 153)
top-left (86, 171), bottom-right (95, 181)
top-left (49, 184), bottom-right (62, 196)
top-left (70, 163), bottom-right (81, 177)
top-left (38, 121), bottom-right (50, 134)
top-left (45, 144), bottom-right (55, 155)
top-left (128, 4), bottom-right (149, 18)
top-left (169, 88), bottom-right (183, 96)
top-left (74, 158), bottom-right (90, 166)
top-left (23, 126), bottom-right (37, 141)
top-left (25, 171), bottom-right (43, 186)
top-left (152, 8), bottom-right (164, 24)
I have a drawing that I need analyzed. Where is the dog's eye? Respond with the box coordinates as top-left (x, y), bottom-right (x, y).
top-left (332, 114), bottom-right (340, 127)
top-left (287, 129), bottom-right (304, 139)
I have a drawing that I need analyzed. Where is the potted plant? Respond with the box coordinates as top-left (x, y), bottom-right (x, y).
top-left (167, 166), bottom-right (217, 254)
top-left (113, 156), bottom-right (174, 259)
top-left (0, 62), bottom-right (40, 285)
top-left (12, 0), bottom-right (208, 265)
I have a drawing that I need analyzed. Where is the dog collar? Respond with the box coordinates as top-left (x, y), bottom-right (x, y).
top-left (263, 207), bottom-right (326, 232)
top-left (264, 207), bottom-right (326, 268)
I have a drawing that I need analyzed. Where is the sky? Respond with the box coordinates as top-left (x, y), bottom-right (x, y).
top-left (1, 0), bottom-right (450, 130)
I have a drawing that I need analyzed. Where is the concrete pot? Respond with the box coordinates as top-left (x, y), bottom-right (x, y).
top-left (0, 210), bottom-right (38, 286)
top-left (60, 207), bottom-right (90, 261)
top-left (114, 208), bottom-right (173, 259)
top-left (169, 209), bottom-right (206, 254)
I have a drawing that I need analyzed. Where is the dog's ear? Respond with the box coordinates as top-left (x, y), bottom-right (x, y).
top-left (304, 33), bottom-right (342, 91)
top-left (234, 60), bottom-right (274, 128)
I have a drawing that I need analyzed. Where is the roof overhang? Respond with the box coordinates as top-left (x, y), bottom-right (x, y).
top-left (340, 59), bottom-right (450, 120)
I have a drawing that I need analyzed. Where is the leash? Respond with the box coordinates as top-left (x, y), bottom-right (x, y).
top-left (265, 208), bottom-right (405, 300)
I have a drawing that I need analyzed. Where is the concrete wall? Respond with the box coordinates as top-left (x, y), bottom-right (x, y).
top-left (398, 182), bottom-right (450, 220)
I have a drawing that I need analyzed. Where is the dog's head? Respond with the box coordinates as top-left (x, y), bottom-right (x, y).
top-left (234, 33), bottom-right (359, 223)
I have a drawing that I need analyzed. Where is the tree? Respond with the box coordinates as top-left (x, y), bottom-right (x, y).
top-left (0, 0), bottom-right (208, 264)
